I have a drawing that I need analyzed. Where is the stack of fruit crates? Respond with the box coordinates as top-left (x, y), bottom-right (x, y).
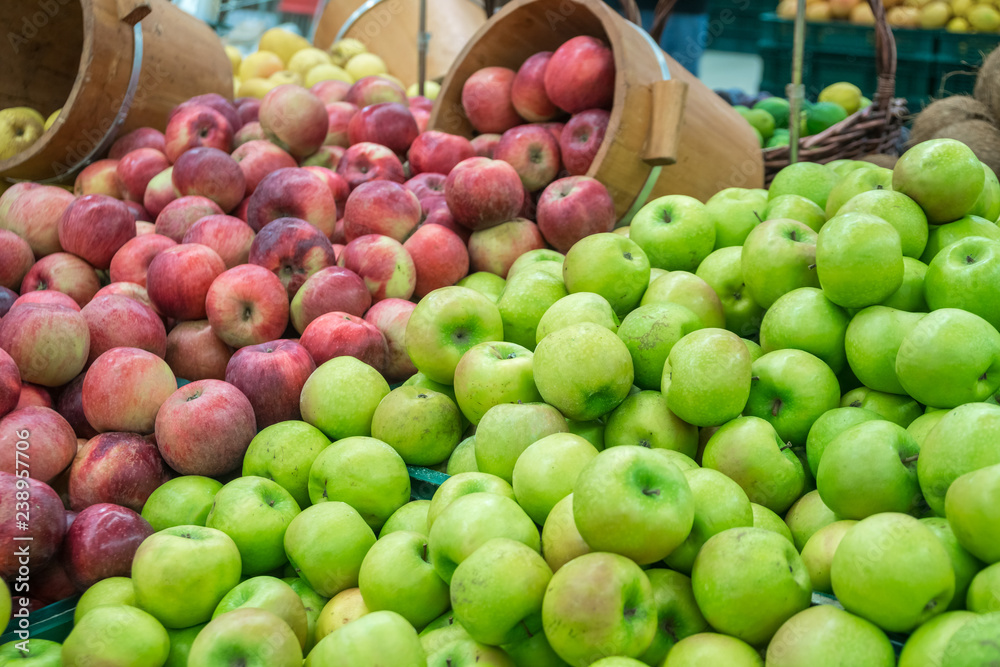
top-left (706, 0), bottom-right (777, 53)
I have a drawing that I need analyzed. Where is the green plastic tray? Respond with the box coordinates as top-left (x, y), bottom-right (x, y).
top-left (1, 595), bottom-right (79, 645)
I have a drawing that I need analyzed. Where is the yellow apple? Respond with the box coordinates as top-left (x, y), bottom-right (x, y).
top-left (224, 45), bottom-right (242, 75)
top-left (289, 48), bottom-right (333, 78)
top-left (407, 81), bottom-right (441, 100)
top-left (314, 588), bottom-right (369, 644)
top-left (44, 108), bottom-right (61, 131)
top-left (305, 64), bottom-right (354, 87)
top-left (269, 70), bottom-right (303, 87)
top-left (346, 53), bottom-right (388, 80)
top-left (239, 50), bottom-right (284, 81)
top-left (258, 27), bottom-right (311, 65)
top-left (238, 77), bottom-right (279, 99)
top-left (329, 38), bottom-right (367, 67)
top-left (0, 107), bottom-right (45, 160)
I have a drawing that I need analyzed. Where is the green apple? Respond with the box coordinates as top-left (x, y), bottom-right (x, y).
top-left (845, 306), bottom-right (926, 394)
top-left (741, 219), bottom-right (820, 308)
top-left (828, 159), bottom-right (877, 176)
top-left (74, 576), bottom-right (135, 623)
top-left (941, 611), bottom-right (1000, 666)
top-left (314, 587), bottom-right (369, 643)
top-left (419, 611), bottom-right (470, 655)
top-left (768, 161), bottom-right (841, 210)
top-left (371, 386), bottom-right (464, 465)
top-left (805, 406), bottom-right (883, 477)
top-left (616, 304), bottom-right (703, 390)
top-left (751, 502), bottom-right (794, 543)
top-left (512, 433), bottom-right (599, 524)
top-left (307, 435), bottom-right (409, 530)
top-left (764, 605), bottom-right (896, 666)
top-left (406, 285), bottom-right (505, 384)
top-left (62, 605), bottom-right (169, 666)
top-left (206, 476), bottom-right (300, 576)
top-left (945, 463), bottom-right (1000, 563)
top-left (743, 337), bottom-right (764, 361)
top-left (907, 410), bottom-right (946, 447)
top-left (242, 421), bottom-right (330, 509)
top-left (691, 527), bottom-right (812, 646)
top-left (542, 552), bottom-right (656, 666)
top-left (922, 214), bottom-right (1000, 263)
top-left (475, 401), bottom-right (568, 482)
top-left (801, 520), bottom-right (856, 593)
top-left (971, 161), bottom-right (1000, 220)
top-left (382, 499), bottom-right (431, 536)
top-left (603, 388), bottom-right (698, 458)
top-left (283, 576), bottom-right (328, 653)
top-left (502, 633), bottom-right (569, 667)
top-left (898, 610), bottom-right (977, 667)
top-left (640, 271), bottom-right (725, 329)
top-left (967, 562), bottom-right (1000, 612)
top-left (427, 639), bottom-right (517, 666)
top-left (0, 639), bottom-right (62, 665)
top-left (648, 267), bottom-right (668, 284)
top-left (573, 445), bottom-right (695, 564)
top-left (663, 633), bottom-right (763, 666)
top-left (630, 195), bottom-right (716, 271)
top-left (212, 576), bottom-right (308, 649)
top-left (824, 165), bottom-right (893, 217)
top-left (450, 538), bottom-right (552, 645)
top-left (428, 492), bottom-right (540, 584)
top-left (816, 212), bottom-right (904, 308)
top-left (588, 658), bottom-right (646, 667)
top-left (662, 328), bottom-right (751, 427)
top-left (922, 517), bottom-right (985, 611)
top-left (533, 322), bottom-right (634, 421)
top-left (165, 624), bottom-right (203, 667)
top-left (918, 403), bottom-right (1000, 515)
top-left (508, 248), bottom-right (565, 279)
top-left (696, 246), bottom-right (765, 338)
top-left (760, 287), bottom-right (850, 374)
top-left (836, 188), bottom-right (929, 258)
top-left (882, 256), bottom-right (929, 312)
top-left (702, 416), bottom-right (806, 514)
top-left (132, 525), bottom-right (242, 628)
top-left (636, 569), bottom-right (709, 665)
top-left (427, 473), bottom-right (514, 531)
top-left (562, 233), bottom-right (650, 318)
top-left (300, 356), bottom-right (390, 439)
top-left (540, 493), bottom-right (591, 573)
top-left (896, 308), bottom-right (1000, 408)
top-left (704, 187), bottom-right (769, 248)
top-left (447, 436), bottom-right (478, 474)
top-left (816, 420), bottom-right (921, 518)
top-left (536, 292), bottom-right (619, 345)
top-left (784, 489), bottom-right (839, 551)
top-left (283, 501), bottom-right (376, 597)
top-left (453, 341), bottom-right (542, 425)
top-left (141, 475), bottom-right (222, 532)
top-left (764, 194), bottom-right (826, 231)
top-left (457, 271), bottom-right (507, 303)
top-left (926, 236), bottom-right (1000, 330)
top-left (831, 512), bottom-right (954, 632)
top-left (892, 138), bottom-right (985, 224)
top-left (497, 265), bottom-right (568, 350)
top-left (566, 419), bottom-right (605, 451)
top-left (190, 608), bottom-right (302, 666)
top-left (745, 349), bottom-right (841, 445)
top-left (664, 467), bottom-right (753, 574)
top-left (358, 530), bottom-right (450, 629)
top-left (308, 610), bottom-right (425, 666)
top-left (741, 108), bottom-right (775, 140)
top-left (840, 386), bottom-right (921, 426)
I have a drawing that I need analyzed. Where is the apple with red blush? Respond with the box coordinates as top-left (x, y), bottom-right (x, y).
top-left (406, 173), bottom-right (447, 200)
top-left (343, 180), bottom-right (421, 242)
top-left (0, 229), bottom-right (34, 290)
top-left (82, 347), bottom-right (176, 435)
top-left (0, 287), bottom-right (16, 318)
top-left (301, 146), bottom-right (346, 172)
top-left (536, 175), bottom-right (616, 252)
top-left (109, 127), bottom-right (167, 160)
top-left (289, 265), bottom-right (371, 334)
top-left (163, 104), bottom-right (234, 162)
top-left (172, 147), bottom-right (247, 213)
top-left (92, 282), bottom-right (160, 316)
top-left (461, 66), bottom-right (523, 133)
top-left (246, 167), bottom-right (337, 237)
top-left (231, 140), bottom-right (297, 195)
top-left (143, 167), bottom-right (179, 218)
top-left (404, 223), bottom-right (470, 298)
top-left (225, 339), bottom-right (316, 430)
top-left (116, 148), bottom-right (170, 203)
top-left (494, 124), bottom-right (561, 192)
top-left (471, 133), bottom-right (501, 158)
top-left (165, 320), bottom-right (233, 381)
top-left (234, 121), bottom-right (267, 146)
top-left (182, 215), bottom-right (255, 269)
top-left (58, 194), bottom-right (136, 270)
top-left (421, 197), bottom-right (470, 243)
top-left (324, 101), bottom-right (358, 147)
top-left (0, 348), bottom-right (18, 419)
top-left (15, 384), bottom-right (52, 410)
top-left (74, 159), bottom-right (125, 199)
top-left (146, 243), bottom-right (227, 321)
top-left (124, 200), bottom-right (151, 224)
top-left (61, 503), bottom-right (154, 591)
top-left (468, 218), bottom-right (546, 277)
top-left (33, 559), bottom-right (76, 604)
top-left (236, 97), bottom-right (261, 125)
top-left (300, 311), bottom-right (388, 370)
top-left (154, 196), bottom-right (224, 242)
top-left (345, 76), bottom-right (407, 107)
top-left (170, 93), bottom-right (241, 139)
top-left (512, 51), bottom-right (560, 121)
top-left (11, 290), bottom-right (80, 312)
top-left (302, 166), bottom-right (350, 218)
top-left (0, 182), bottom-right (77, 257)
top-left (336, 141), bottom-right (406, 191)
top-left (445, 157), bottom-right (524, 230)
top-left (338, 234), bottom-right (416, 302)
top-left (347, 102), bottom-right (419, 156)
top-left (409, 96), bottom-right (434, 112)
top-left (544, 36), bottom-right (615, 113)
top-left (0, 406), bottom-right (76, 483)
top-left (0, 473), bottom-right (66, 578)
top-left (560, 109), bottom-right (610, 175)
top-left (259, 84), bottom-right (328, 159)
top-left (312, 79), bottom-right (352, 104)
top-left (248, 216), bottom-right (336, 298)
top-left (81, 295), bottom-right (167, 364)
top-left (363, 298), bottom-right (417, 382)
top-left (68, 432), bottom-right (168, 512)
top-left (55, 373), bottom-right (98, 440)
top-left (206, 264), bottom-right (290, 348)
top-left (408, 131), bottom-right (476, 176)
top-left (21, 253), bottom-right (101, 308)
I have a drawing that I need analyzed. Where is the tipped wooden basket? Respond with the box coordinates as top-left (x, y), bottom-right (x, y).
top-left (762, 0), bottom-right (907, 184)
top-left (428, 0), bottom-right (765, 223)
top-left (0, 0), bottom-right (233, 184)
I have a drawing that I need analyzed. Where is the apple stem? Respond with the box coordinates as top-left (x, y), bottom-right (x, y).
top-left (779, 442), bottom-right (794, 452)
top-left (808, 263), bottom-right (817, 270)
top-left (521, 619), bottom-right (533, 638)
top-left (753, 210), bottom-right (763, 222)
top-left (901, 454), bottom-right (919, 464)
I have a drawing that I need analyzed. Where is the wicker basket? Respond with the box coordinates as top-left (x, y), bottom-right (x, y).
top-left (760, 0), bottom-right (907, 184)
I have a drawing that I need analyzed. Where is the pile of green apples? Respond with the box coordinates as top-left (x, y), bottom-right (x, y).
top-left (19, 135), bottom-right (1000, 667)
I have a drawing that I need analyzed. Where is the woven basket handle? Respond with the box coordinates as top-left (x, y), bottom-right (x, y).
top-left (649, 0), bottom-right (678, 43)
top-left (868, 0), bottom-right (898, 112)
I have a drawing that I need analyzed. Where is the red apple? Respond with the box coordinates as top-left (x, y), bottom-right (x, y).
top-left (124, 200), bottom-right (151, 224)
top-left (300, 311), bottom-right (388, 370)
top-left (61, 503), bottom-right (154, 591)
top-left (146, 243), bottom-right (227, 321)
top-left (236, 97), bottom-right (261, 125)
top-left (33, 558), bottom-right (76, 604)
top-left (408, 131), bottom-right (476, 176)
top-left (248, 216), bottom-right (337, 298)
top-left (409, 95), bottom-right (434, 112)
top-left (0, 406), bottom-right (77, 482)
top-left (536, 175), bottom-right (616, 252)
top-left (172, 147), bottom-right (247, 213)
top-left (289, 266), bottom-right (371, 333)
top-left (233, 196), bottom-right (251, 223)
top-left (406, 173), bottom-right (447, 201)
top-left (312, 79), bottom-right (352, 104)
top-left (512, 51), bottom-right (559, 122)
top-left (20, 252), bottom-right (101, 308)
top-left (301, 145), bottom-right (346, 171)
top-left (345, 76), bottom-right (407, 107)
top-left (234, 121), bottom-right (267, 147)
top-left (58, 194), bottom-right (136, 270)
top-left (343, 180), bottom-right (421, 243)
top-left (81, 295), bottom-right (167, 364)
top-left (74, 159), bottom-right (125, 199)
top-left (539, 121), bottom-right (565, 145)
top-left (109, 233), bottom-right (177, 287)
top-left (154, 379), bottom-right (256, 476)
top-left (403, 223), bottom-right (470, 298)
top-left (143, 166), bottom-right (179, 218)
top-left (165, 320), bottom-right (233, 382)
top-left (225, 339), bottom-right (316, 430)
top-left (560, 109), bottom-right (610, 175)
top-left (164, 104), bottom-right (234, 162)
top-left (363, 298), bottom-right (417, 382)
top-left (544, 36), bottom-right (615, 113)
top-left (93, 282), bottom-right (159, 316)
top-left (0, 287), bottom-right (16, 318)
top-left (494, 124), bottom-right (561, 192)
top-left (445, 157), bottom-right (524, 231)
top-left (468, 218), bottom-right (546, 278)
top-left (259, 84), bottom-right (328, 159)
top-left (519, 185), bottom-right (538, 221)
top-left (0, 348), bottom-right (18, 419)
top-left (421, 196), bottom-right (471, 243)
top-left (331, 218), bottom-right (346, 245)
top-left (82, 347), bottom-right (176, 434)
top-left (12, 289), bottom-right (81, 312)
top-left (336, 141), bottom-right (406, 191)
top-left (154, 196), bottom-right (225, 242)
top-left (0, 473), bottom-right (66, 578)
top-left (338, 234), bottom-right (416, 302)
top-left (109, 127), bottom-right (167, 160)
top-left (462, 66), bottom-right (522, 134)
top-left (302, 166), bottom-right (350, 219)
top-left (15, 383), bottom-right (52, 410)
top-left (324, 101), bottom-right (358, 147)
top-left (347, 102), bottom-right (419, 155)
top-left (0, 182), bottom-right (76, 257)
top-left (0, 229), bottom-right (34, 290)
top-left (206, 264), bottom-right (289, 348)
top-left (471, 133), bottom-right (501, 158)
top-left (116, 148), bottom-right (170, 203)
top-left (170, 94), bottom-right (241, 138)
top-left (231, 140), bottom-right (297, 195)
top-left (55, 373), bottom-right (98, 440)
top-left (332, 242), bottom-right (345, 260)
top-left (246, 167), bottom-right (337, 237)
top-left (69, 432), bottom-right (168, 512)
top-left (182, 215), bottom-right (255, 269)
top-left (412, 107), bottom-right (430, 133)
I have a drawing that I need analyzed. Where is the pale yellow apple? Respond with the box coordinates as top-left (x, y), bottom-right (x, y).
top-left (237, 77), bottom-right (279, 99)
top-left (377, 73), bottom-right (405, 89)
top-left (268, 70), bottom-right (303, 87)
top-left (407, 81), bottom-right (441, 100)
top-left (346, 53), bottom-right (387, 80)
top-left (258, 27), bottom-right (311, 65)
top-left (44, 108), bottom-right (61, 131)
top-left (314, 588), bottom-right (369, 643)
top-left (233, 77), bottom-right (242, 98)
top-left (289, 48), bottom-right (333, 78)
top-left (0, 107), bottom-right (45, 160)
top-left (224, 45), bottom-right (243, 75)
top-left (329, 38), bottom-right (367, 67)
top-left (239, 50), bottom-right (284, 81)
top-left (305, 64), bottom-right (354, 87)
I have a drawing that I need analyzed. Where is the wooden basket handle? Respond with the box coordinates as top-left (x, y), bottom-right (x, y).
top-left (643, 78), bottom-right (688, 166)
top-left (117, 0), bottom-right (151, 25)
top-left (868, 0), bottom-right (898, 112)
top-left (649, 0), bottom-right (678, 43)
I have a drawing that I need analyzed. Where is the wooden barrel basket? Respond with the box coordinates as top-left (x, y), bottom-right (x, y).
top-left (429, 0), bottom-right (765, 222)
top-left (312, 0), bottom-right (491, 88)
top-left (0, 0), bottom-right (233, 183)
